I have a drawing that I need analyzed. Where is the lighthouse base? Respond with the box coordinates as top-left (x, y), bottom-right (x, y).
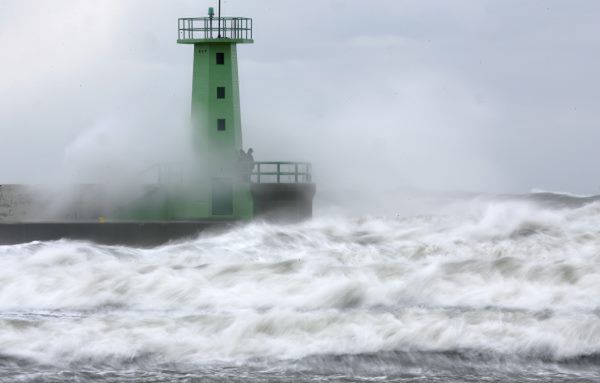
top-left (0, 182), bottom-right (317, 246)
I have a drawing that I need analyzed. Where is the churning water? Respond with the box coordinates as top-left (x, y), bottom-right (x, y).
top-left (1, 194), bottom-right (600, 382)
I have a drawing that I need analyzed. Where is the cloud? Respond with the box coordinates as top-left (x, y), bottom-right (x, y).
top-left (1, 0), bottom-right (599, 195)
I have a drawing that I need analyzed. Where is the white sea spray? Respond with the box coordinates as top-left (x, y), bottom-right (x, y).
top-left (0, 198), bottom-right (599, 367)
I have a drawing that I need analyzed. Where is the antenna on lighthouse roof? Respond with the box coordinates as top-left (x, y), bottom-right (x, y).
top-left (218, 0), bottom-right (222, 38)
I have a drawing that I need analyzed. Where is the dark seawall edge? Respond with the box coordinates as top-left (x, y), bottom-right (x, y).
top-left (0, 221), bottom-right (238, 247)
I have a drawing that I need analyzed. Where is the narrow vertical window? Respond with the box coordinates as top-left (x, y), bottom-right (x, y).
top-left (217, 87), bottom-right (226, 99)
top-left (217, 119), bottom-right (226, 131)
top-left (216, 52), bottom-right (225, 65)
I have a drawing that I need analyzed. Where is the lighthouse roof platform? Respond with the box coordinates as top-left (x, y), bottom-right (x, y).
top-left (178, 17), bottom-right (253, 44)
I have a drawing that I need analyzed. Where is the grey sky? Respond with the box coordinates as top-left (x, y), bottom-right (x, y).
top-left (0, 0), bottom-right (599, 194)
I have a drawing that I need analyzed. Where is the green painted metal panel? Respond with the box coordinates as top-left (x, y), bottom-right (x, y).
top-left (178, 39), bottom-right (253, 220)
top-left (212, 178), bottom-right (234, 216)
top-left (191, 43), bottom-right (244, 155)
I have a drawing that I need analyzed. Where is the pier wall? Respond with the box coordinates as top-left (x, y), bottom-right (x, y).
top-left (250, 183), bottom-right (316, 222)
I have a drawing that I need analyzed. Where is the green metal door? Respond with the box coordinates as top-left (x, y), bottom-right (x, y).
top-left (212, 178), bottom-right (234, 216)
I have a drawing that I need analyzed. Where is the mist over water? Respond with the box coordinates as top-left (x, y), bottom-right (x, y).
top-left (0, 194), bottom-right (599, 382)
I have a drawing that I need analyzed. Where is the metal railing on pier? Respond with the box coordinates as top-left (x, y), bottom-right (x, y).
top-left (251, 162), bottom-right (312, 184)
top-left (178, 17), bottom-right (253, 41)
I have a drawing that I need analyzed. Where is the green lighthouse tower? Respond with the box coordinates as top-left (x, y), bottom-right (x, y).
top-left (176, 7), bottom-right (254, 220)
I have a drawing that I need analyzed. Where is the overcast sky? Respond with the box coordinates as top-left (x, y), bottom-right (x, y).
top-left (0, 0), bottom-right (599, 195)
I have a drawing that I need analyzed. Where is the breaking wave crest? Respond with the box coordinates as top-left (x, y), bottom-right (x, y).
top-left (1, 196), bottom-right (600, 371)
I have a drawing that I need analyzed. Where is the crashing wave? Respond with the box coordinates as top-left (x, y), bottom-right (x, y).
top-left (0, 197), bottom-right (599, 368)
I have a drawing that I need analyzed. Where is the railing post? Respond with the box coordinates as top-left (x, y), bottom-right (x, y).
top-left (295, 163), bottom-right (299, 183)
top-left (257, 163), bottom-right (261, 184)
top-left (277, 163), bottom-right (281, 184)
top-left (218, 0), bottom-right (222, 38)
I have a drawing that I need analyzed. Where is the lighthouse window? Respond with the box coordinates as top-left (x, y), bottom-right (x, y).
top-left (217, 87), bottom-right (226, 99)
top-left (216, 52), bottom-right (225, 65)
top-left (217, 119), bottom-right (226, 131)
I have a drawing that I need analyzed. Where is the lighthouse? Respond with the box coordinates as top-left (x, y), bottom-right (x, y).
top-left (174, 3), bottom-right (316, 222)
top-left (176, 5), bottom-right (254, 219)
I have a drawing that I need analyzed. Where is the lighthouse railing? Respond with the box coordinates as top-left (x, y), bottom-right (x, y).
top-left (178, 17), bottom-right (253, 41)
top-left (251, 162), bottom-right (312, 184)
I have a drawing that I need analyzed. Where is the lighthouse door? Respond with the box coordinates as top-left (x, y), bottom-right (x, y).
top-left (212, 178), bottom-right (234, 216)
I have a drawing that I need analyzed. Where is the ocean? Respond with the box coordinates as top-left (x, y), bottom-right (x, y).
top-left (0, 194), bottom-right (599, 382)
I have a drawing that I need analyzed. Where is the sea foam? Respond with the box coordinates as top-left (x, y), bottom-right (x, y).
top-left (0, 197), bottom-right (599, 366)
